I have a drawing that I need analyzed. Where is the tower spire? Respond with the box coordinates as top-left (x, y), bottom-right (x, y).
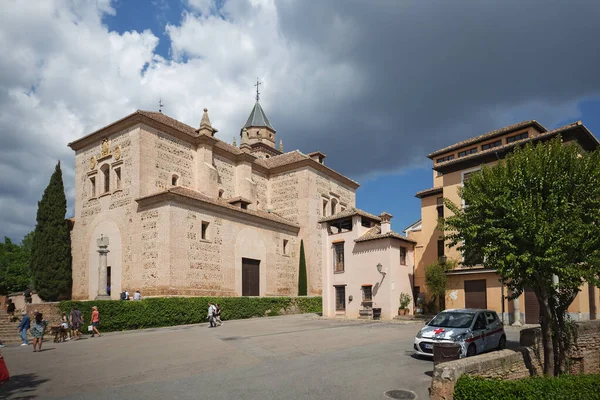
top-left (254, 78), bottom-right (261, 102)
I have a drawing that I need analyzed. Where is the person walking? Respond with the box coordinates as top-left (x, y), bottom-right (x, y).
top-left (214, 303), bottom-right (223, 326)
top-left (6, 299), bottom-right (15, 322)
top-left (17, 311), bottom-right (30, 346)
top-left (31, 312), bottom-right (47, 352)
top-left (207, 302), bottom-right (216, 327)
top-left (70, 307), bottom-right (83, 340)
top-left (61, 312), bottom-right (71, 341)
top-left (90, 306), bottom-right (102, 337)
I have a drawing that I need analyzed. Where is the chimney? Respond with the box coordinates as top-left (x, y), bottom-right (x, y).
top-left (379, 212), bottom-right (393, 234)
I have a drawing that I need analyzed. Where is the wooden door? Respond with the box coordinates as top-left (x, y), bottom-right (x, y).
top-left (589, 284), bottom-right (597, 320)
top-left (242, 258), bottom-right (260, 296)
top-left (335, 286), bottom-right (346, 311)
top-left (464, 279), bottom-right (487, 309)
top-left (524, 288), bottom-right (540, 324)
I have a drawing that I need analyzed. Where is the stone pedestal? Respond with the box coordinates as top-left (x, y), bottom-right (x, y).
top-left (512, 296), bottom-right (522, 326)
top-left (96, 235), bottom-right (110, 300)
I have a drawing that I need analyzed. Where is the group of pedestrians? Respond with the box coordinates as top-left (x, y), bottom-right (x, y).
top-left (208, 302), bottom-right (223, 327)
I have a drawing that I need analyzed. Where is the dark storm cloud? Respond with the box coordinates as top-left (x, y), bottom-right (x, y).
top-left (271, 0), bottom-right (600, 176)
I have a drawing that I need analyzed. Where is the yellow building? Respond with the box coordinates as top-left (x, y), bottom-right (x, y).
top-left (407, 120), bottom-right (600, 324)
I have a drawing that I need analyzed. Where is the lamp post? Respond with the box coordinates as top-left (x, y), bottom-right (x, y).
top-left (377, 263), bottom-right (383, 273)
top-left (439, 255), bottom-right (447, 265)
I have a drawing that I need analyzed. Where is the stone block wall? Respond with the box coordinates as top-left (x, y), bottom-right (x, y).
top-left (568, 319), bottom-right (600, 374)
top-left (26, 303), bottom-right (62, 328)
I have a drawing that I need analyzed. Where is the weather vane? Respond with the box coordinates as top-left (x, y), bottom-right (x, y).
top-left (254, 78), bottom-right (261, 101)
top-left (159, 98), bottom-right (164, 113)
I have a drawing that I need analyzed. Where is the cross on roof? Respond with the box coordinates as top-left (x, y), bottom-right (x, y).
top-left (254, 78), bottom-right (261, 101)
top-left (159, 98), bottom-right (164, 113)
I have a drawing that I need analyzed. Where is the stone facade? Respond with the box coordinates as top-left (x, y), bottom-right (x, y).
top-left (68, 106), bottom-right (358, 300)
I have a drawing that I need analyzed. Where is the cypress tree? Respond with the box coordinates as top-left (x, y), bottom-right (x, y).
top-left (30, 161), bottom-right (72, 301)
top-left (298, 239), bottom-right (307, 296)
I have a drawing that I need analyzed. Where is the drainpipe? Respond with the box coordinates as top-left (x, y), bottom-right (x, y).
top-left (501, 280), bottom-right (506, 324)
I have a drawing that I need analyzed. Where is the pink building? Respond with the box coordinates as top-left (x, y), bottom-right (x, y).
top-left (320, 209), bottom-right (416, 320)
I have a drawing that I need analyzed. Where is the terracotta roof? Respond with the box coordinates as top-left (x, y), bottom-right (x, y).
top-left (136, 186), bottom-right (299, 228)
top-left (256, 150), bottom-right (309, 168)
top-left (319, 207), bottom-right (381, 223)
top-left (434, 121), bottom-right (589, 169)
top-left (355, 225), bottom-right (417, 244)
top-left (415, 187), bottom-right (443, 199)
top-left (137, 111), bottom-right (199, 137)
top-left (428, 120), bottom-right (547, 159)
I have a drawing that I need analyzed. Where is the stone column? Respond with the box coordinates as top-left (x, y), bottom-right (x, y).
top-left (96, 234), bottom-right (111, 300)
top-left (512, 295), bottom-right (522, 326)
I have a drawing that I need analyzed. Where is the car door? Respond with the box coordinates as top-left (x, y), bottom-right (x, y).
top-left (472, 312), bottom-right (488, 353)
top-left (484, 311), bottom-right (501, 349)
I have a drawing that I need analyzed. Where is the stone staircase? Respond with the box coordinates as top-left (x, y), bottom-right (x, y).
top-left (0, 309), bottom-right (28, 346)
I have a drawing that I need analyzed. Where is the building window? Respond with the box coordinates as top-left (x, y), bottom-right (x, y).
top-left (361, 218), bottom-right (371, 228)
top-left (400, 247), bottom-right (407, 265)
top-left (172, 174), bottom-right (179, 186)
top-left (201, 221), bottom-right (209, 240)
top-left (241, 203), bottom-right (248, 210)
top-left (218, 189), bottom-right (224, 198)
top-left (334, 243), bottom-right (344, 273)
top-left (481, 140), bottom-right (502, 151)
top-left (437, 196), bottom-right (444, 218)
top-left (437, 239), bottom-right (445, 258)
top-left (101, 164), bottom-right (110, 193)
top-left (331, 198), bottom-right (338, 216)
top-left (506, 132), bottom-right (529, 144)
top-left (90, 176), bottom-right (96, 197)
top-left (362, 285), bottom-right (373, 301)
top-left (458, 148), bottom-right (478, 158)
top-left (114, 167), bottom-right (122, 190)
top-left (413, 286), bottom-right (420, 306)
top-left (283, 239), bottom-right (288, 255)
top-left (322, 199), bottom-right (328, 217)
top-left (436, 154), bottom-right (455, 163)
top-left (335, 286), bottom-right (346, 311)
top-left (436, 170), bottom-right (443, 177)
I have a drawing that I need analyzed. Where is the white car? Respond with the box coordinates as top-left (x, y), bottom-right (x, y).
top-left (413, 309), bottom-right (506, 358)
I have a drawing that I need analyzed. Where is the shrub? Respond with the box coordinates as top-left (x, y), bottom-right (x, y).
top-left (399, 293), bottom-right (411, 309)
top-left (59, 296), bottom-right (322, 332)
top-left (454, 374), bottom-right (600, 400)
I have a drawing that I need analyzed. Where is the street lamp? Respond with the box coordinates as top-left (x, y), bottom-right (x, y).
top-left (439, 255), bottom-right (447, 265)
top-left (376, 263), bottom-right (383, 273)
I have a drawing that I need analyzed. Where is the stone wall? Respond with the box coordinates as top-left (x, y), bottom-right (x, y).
top-left (430, 320), bottom-right (600, 400)
top-left (25, 303), bottom-right (62, 328)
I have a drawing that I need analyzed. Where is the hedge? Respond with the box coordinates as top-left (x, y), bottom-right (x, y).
top-left (454, 374), bottom-right (600, 400)
top-left (59, 296), bottom-right (322, 332)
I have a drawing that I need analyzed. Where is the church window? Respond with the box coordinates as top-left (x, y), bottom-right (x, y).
top-left (101, 164), bottom-right (110, 193)
top-left (218, 189), bottom-right (224, 198)
top-left (201, 221), bottom-right (209, 240)
top-left (172, 174), bottom-right (179, 186)
top-left (241, 203), bottom-right (248, 210)
top-left (322, 199), bottom-right (328, 217)
top-left (283, 239), bottom-right (288, 255)
top-left (90, 177), bottom-right (96, 197)
top-left (331, 198), bottom-right (338, 216)
top-left (114, 167), bottom-right (122, 190)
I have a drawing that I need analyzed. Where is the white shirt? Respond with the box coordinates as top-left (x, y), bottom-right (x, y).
top-left (208, 305), bottom-right (216, 316)
top-left (133, 292), bottom-right (141, 300)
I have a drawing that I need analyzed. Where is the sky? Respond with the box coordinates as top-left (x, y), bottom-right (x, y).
top-left (2, 0), bottom-right (600, 243)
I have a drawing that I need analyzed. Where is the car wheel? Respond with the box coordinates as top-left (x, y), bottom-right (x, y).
top-left (467, 343), bottom-right (477, 357)
top-left (497, 335), bottom-right (506, 350)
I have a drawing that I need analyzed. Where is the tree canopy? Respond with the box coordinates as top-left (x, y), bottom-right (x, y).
top-left (443, 138), bottom-right (600, 375)
top-left (298, 239), bottom-right (307, 296)
top-left (30, 161), bottom-right (72, 301)
top-left (0, 232), bottom-right (34, 295)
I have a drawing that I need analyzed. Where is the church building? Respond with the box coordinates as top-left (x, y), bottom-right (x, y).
top-left (68, 97), bottom-right (358, 300)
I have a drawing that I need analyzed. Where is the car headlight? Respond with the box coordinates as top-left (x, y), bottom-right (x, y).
top-left (451, 333), bottom-right (467, 342)
top-left (416, 330), bottom-right (423, 339)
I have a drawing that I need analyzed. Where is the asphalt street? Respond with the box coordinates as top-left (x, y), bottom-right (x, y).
top-left (0, 314), bottom-right (522, 400)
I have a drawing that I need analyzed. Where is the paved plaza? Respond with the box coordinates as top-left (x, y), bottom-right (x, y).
top-left (1, 314), bottom-right (522, 400)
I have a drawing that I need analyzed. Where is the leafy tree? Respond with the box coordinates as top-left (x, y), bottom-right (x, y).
top-left (298, 239), bottom-right (307, 296)
top-left (443, 138), bottom-right (600, 376)
top-left (31, 161), bottom-right (72, 301)
top-left (425, 258), bottom-right (456, 312)
top-left (0, 234), bottom-right (34, 295)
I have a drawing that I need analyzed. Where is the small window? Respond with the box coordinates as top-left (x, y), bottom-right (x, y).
top-left (437, 196), bottom-right (444, 218)
top-left (172, 175), bottom-right (179, 186)
top-left (241, 203), bottom-right (248, 210)
top-left (115, 167), bottom-right (122, 190)
top-left (90, 176), bottom-right (96, 197)
top-left (265, 155), bottom-right (270, 158)
top-left (335, 286), bottom-right (346, 311)
top-left (361, 219), bottom-right (371, 228)
top-left (413, 286), bottom-right (420, 306)
top-left (437, 239), bottom-right (445, 258)
top-left (201, 221), bottom-right (209, 240)
top-left (283, 239), bottom-right (288, 255)
top-left (436, 155), bottom-right (455, 163)
top-left (362, 285), bottom-right (373, 301)
top-left (400, 247), bottom-right (407, 265)
top-left (436, 170), bottom-right (443, 177)
top-left (331, 199), bottom-right (338, 216)
top-left (101, 164), bottom-right (110, 193)
top-left (322, 199), bottom-right (328, 217)
top-left (218, 189), bottom-right (224, 198)
top-left (334, 243), bottom-right (344, 273)
top-left (481, 140), bottom-right (502, 151)
top-left (458, 148), bottom-right (478, 158)
top-left (506, 132), bottom-right (529, 144)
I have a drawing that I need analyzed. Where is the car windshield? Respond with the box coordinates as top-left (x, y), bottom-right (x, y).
top-left (428, 312), bottom-right (475, 329)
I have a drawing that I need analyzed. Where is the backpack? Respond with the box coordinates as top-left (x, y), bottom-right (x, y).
top-left (120, 291), bottom-right (127, 300)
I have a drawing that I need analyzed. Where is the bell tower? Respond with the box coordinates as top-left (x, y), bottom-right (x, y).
top-left (240, 79), bottom-right (280, 158)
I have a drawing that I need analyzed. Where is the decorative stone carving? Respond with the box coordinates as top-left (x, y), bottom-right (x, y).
top-left (101, 138), bottom-right (110, 157)
top-left (89, 156), bottom-right (97, 170)
top-left (113, 146), bottom-right (121, 160)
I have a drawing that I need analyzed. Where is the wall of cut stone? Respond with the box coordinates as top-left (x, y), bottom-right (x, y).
top-left (213, 154), bottom-right (235, 198)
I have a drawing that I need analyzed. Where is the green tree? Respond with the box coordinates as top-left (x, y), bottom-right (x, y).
top-left (424, 258), bottom-right (456, 312)
top-left (31, 161), bottom-right (72, 301)
top-left (443, 138), bottom-right (600, 376)
top-left (0, 234), bottom-right (33, 295)
top-left (298, 239), bottom-right (307, 296)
